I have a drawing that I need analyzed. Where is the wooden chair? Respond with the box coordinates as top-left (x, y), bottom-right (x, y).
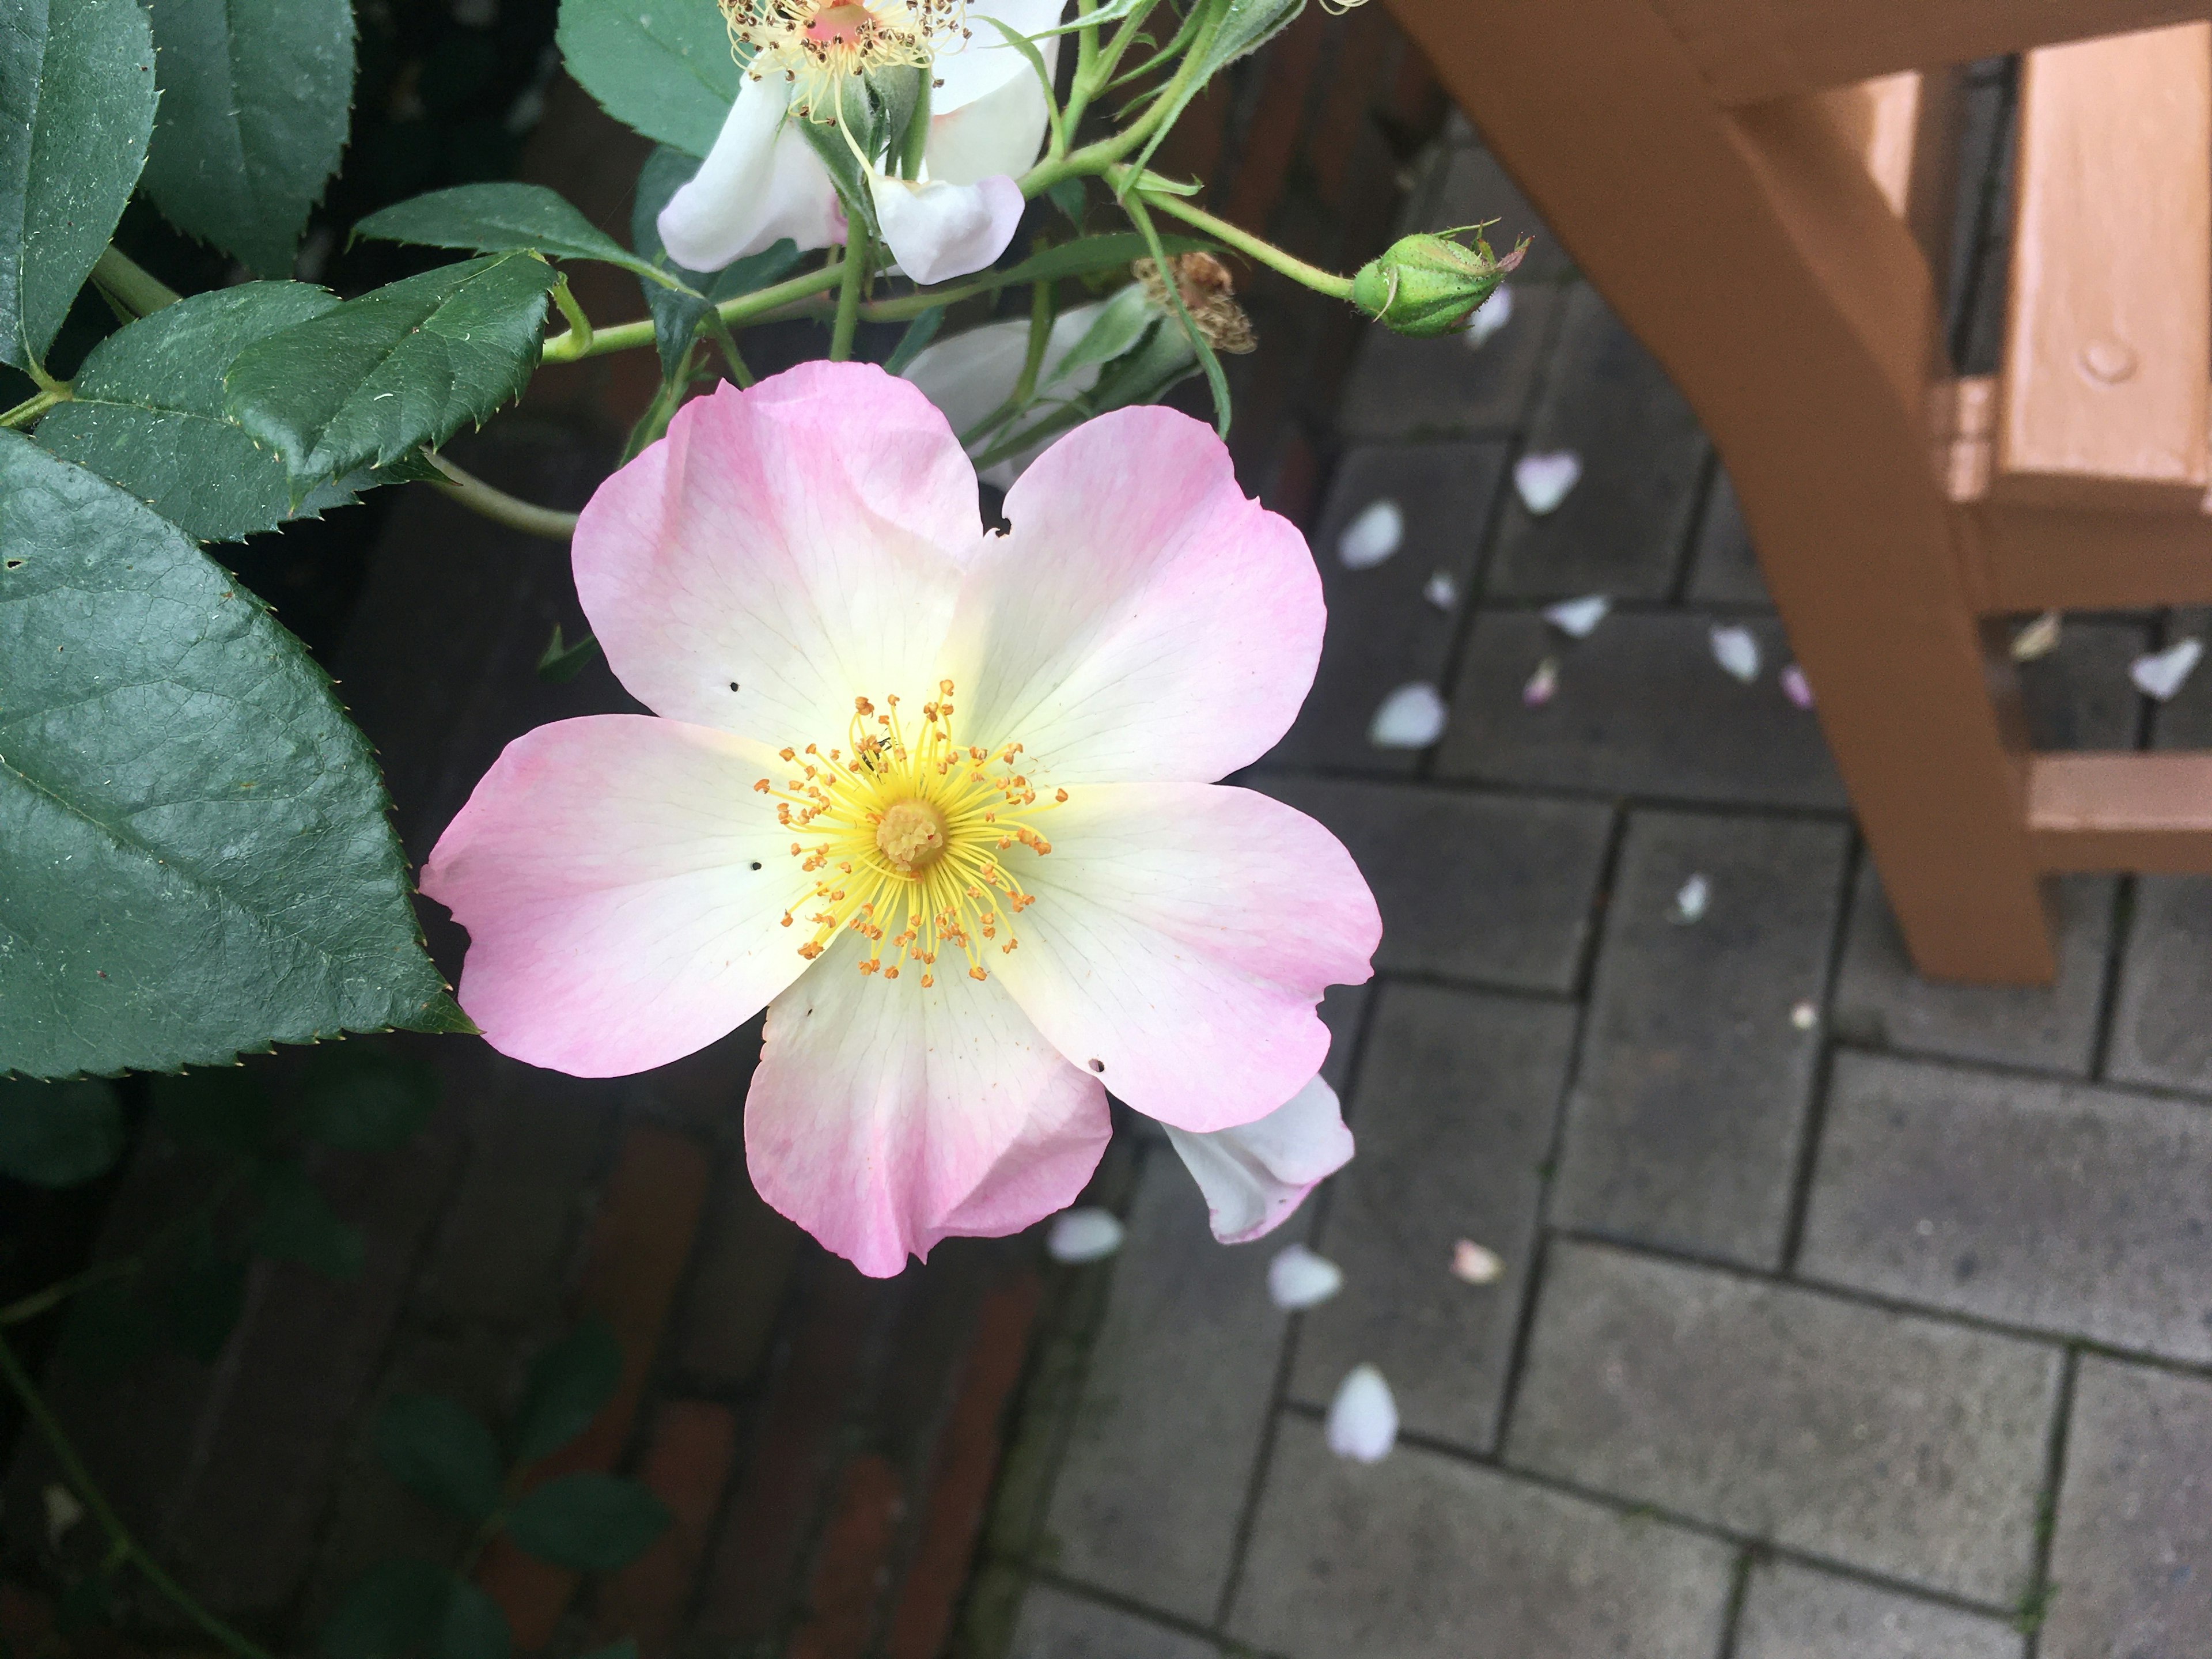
top-left (1384, 0), bottom-right (2212, 982)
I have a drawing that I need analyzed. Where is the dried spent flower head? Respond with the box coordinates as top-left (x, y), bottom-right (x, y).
top-left (1351, 223), bottom-right (1531, 338)
top-left (1134, 252), bottom-right (1258, 355)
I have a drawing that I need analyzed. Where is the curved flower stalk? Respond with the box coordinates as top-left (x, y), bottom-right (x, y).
top-left (421, 361), bottom-right (1380, 1276)
top-left (661, 0), bottom-right (1064, 285)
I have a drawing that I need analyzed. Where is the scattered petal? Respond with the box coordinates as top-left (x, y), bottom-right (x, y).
top-left (1541, 594), bottom-right (1610, 638)
top-left (1326, 1364), bottom-right (1399, 1463)
top-left (44, 1484), bottom-right (84, 1552)
top-left (1780, 662), bottom-right (1813, 709)
top-left (1513, 450), bottom-right (1582, 516)
top-left (1423, 569), bottom-right (1459, 610)
top-left (1790, 999), bottom-right (1819, 1031)
top-left (1369, 682), bottom-right (1448, 748)
top-left (1046, 1207), bottom-right (1124, 1263)
top-left (2133, 637), bottom-right (2205, 702)
top-left (1166, 1075), bottom-right (1353, 1244)
top-left (2010, 610), bottom-right (2062, 662)
top-left (1670, 873), bottom-right (1710, 924)
top-left (1450, 1239), bottom-right (1504, 1284)
top-left (1337, 498), bottom-right (1404, 569)
top-left (1522, 656), bottom-right (1559, 707)
top-left (1268, 1242), bottom-right (1345, 1309)
top-left (1710, 623), bottom-right (1761, 684)
top-left (1464, 281), bottom-right (1514, 348)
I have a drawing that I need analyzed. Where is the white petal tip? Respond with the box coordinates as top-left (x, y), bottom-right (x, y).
top-left (1513, 451), bottom-right (1581, 516)
top-left (1709, 623), bottom-right (1762, 684)
top-left (1790, 999), bottom-right (1819, 1031)
top-left (1338, 498), bottom-right (1405, 569)
top-left (1268, 1243), bottom-right (1344, 1309)
top-left (1369, 682), bottom-right (1448, 748)
top-left (2133, 637), bottom-right (2205, 702)
top-left (1046, 1207), bottom-right (1124, 1263)
top-left (1780, 662), bottom-right (1814, 709)
top-left (1464, 282), bottom-right (1514, 347)
top-left (1449, 1239), bottom-right (1504, 1284)
top-left (1541, 594), bottom-right (1611, 639)
top-left (1669, 873), bottom-right (1710, 925)
top-left (1522, 656), bottom-right (1559, 708)
top-left (1326, 1364), bottom-right (1399, 1463)
top-left (2010, 610), bottom-right (2062, 662)
top-left (1422, 570), bottom-right (1460, 610)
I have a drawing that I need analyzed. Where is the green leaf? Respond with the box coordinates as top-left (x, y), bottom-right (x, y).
top-left (357, 185), bottom-right (682, 289)
top-left (434, 1581), bottom-right (509, 1659)
top-left (510, 1316), bottom-right (623, 1465)
top-left (629, 146), bottom-right (800, 378)
top-left (58, 1278), bottom-right (157, 1378)
top-left (1046, 282), bottom-right (1154, 386)
top-left (166, 1220), bottom-right (248, 1361)
top-left (0, 1077), bottom-right (123, 1185)
top-left (297, 1046), bottom-right (438, 1151)
top-left (882, 306), bottom-right (943, 376)
top-left (151, 1069), bottom-right (274, 1154)
top-left (30, 282), bottom-right (382, 544)
top-left (320, 1559), bottom-right (448, 1659)
top-left (138, 0), bottom-right (357, 276)
top-left (252, 1159), bottom-right (365, 1279)
top-left (224, 252), bottom-right (558, 480)
top-left (0, 438), bottom-right (459, 1077)
top-left (1044, 177), bottom-right (1086, 227)
top-left (556, 0), bottom-right (740, 159)
top-left (535, 624), bottom-right (601, 685)
top-left (0, 0), bottom-right (157, 371)
top-left (997, 231), bottom-right (1209, 288)
top-left (374, 1394), bottom-right (505, 1523)
top-left (504, 1474), bottom-right (671, 1572)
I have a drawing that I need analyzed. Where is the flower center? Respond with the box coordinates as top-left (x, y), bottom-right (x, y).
top-left (721, 0), bottom-right (968, 121)
top-left (753, 681), bottom-right (1065, 986)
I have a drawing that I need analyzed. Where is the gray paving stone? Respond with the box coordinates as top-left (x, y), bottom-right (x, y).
top-left (2107, 874), bottom-right (2212, 1093)
top-left (1043, 1146), bottom-right (1286, 1624)
top-left (1484, 283), bottom-right (1709, 601)
top-left (1798, 1052), bottom-right (2212, 1363)
top-left (1229, 1416), bottom-right (1735, 1659)
top-left (1338, 284), bottom-right (1563, 441)
top-left (1007, 1584), bottom-right (1218, 1659)
top-left (1438, 611), bottom-right (1848, 810)
top-left (1268, 444), bottom-right (1506, 773)
top-left (1507, 1241), bottom-right (2062, 1605)
top-left (1289, 984), bottom-right (1576, 1453)
top-left (1255, 778), bottom-right (1612, 990)
top-left (1551, 810), bottom-right (1849, 1267)
top-left (1686, 468), bottom-right (1770, 607)
top-left (2040, 1357), bottom-right (2212, 1659)
top-left (1734, 1561), bottom-right (2024, 1659)
top-left (2012, 617), bottom-right (2149, 751)
top-left (1831, 866), bottom-right (2115, 1077)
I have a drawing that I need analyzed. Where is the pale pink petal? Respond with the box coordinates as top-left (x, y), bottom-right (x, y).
top-left (942, 407), bottom-right (1324, 782)
top-left (930, 0), bottom-right (1066, 110)
top-left (926, 41), bottom-right (1055, 185)
top-left (574, 364), bottom-right (981, 743)
top-left (658, 80), bottom-right (843, 270)
top-left (1164, 1074), bottom-right (1353, 1244)
top-left (991, 783), bottom-right (1378, 1132)
top-left (746, 932), bottom-right (1110, 1277)
top-left (421, 716), bottom-right (809, 1077)
top-left (872, 173), bottom-right (1025, 286)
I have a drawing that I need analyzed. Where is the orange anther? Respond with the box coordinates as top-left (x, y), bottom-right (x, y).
top-left (753, 779), bottom-right (771, 793)
top-left (969, 966), bottom-right (987, 982)
top-left (798, 941), bottom-right (824, 960)
top-left (779, 747), bottom-right (796, 761)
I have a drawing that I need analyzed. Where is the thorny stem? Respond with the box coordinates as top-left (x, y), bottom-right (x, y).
top-left (425, 453), bottom-right (579, 539)
top-left (961, 281), bottom-right (1056, 448)
top-left (830, 240), bottom-right (869, 361)
top-left (0, 1332), bottom-right (278, 1659)
top-left (549, 275), bottom-right (594, 353)
top-left (702, 306), bottom-right (756, 387)
top-left (90, 248), bottom-right (183, 317)
top-left (1118, 174), bottom-right (1358, 300)
top-left (539, 262), bottom-right (846, 363)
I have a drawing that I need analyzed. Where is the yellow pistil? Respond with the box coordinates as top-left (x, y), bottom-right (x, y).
top-left (757, 680), bottom-right (1062, 986)
top-left (720, 0), bottom-right (968, 122)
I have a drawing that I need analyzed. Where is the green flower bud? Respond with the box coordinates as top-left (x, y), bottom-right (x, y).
top-left (1351, 224), bottom-right (1530, 338)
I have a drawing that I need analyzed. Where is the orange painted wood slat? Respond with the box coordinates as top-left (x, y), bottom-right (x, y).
top-left (1993, 25), bottom-right (2212, 511)
top-left (2027, 753), bottom-right (2212, 870)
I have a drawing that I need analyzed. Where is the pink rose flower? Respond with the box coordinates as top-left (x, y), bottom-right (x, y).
top-left (421, 362), bottom-right (1379, 1276)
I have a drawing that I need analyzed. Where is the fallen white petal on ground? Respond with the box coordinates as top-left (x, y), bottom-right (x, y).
top-left (2132, 637), bottom-right (2205, 702)
top-left (1423, 569), bottom-right (1460, 611)
top-left (1337, 498), bottom-right (1404, 570)
top-left (1046, 1207), bottom-right (1125, 1263)
top-left (1268, 1243), bottom-right (1345, 1309)
top-left (1791, 999), bottom-right (1819, 1031)
top-left (1522, 656), bottom-right (1559, 707)
top-left (1370, 682), bottom-right (1448, 748)
top-left (1710, 623), bottom-right (1762, 684)
top-left (1542, 594), bottom-right (1611, 638)
top-left (1514, 450), bottom-right (1582, 516)
top-left (2011, 610), bottom-right (2062, 662)
top-left (1327, 1365), bottom-right (1399, 1463)
top-left (1465, 282), bottom-right (1514, 348)
top-left (44, 1484), bottom-right (84, 1551)
top-left (1450, 1240), bottom-right (1504, 1284)
top-left (1671, 873), bottom-right (1711, 924)
top-left (1781, 662), bottom-right (1813, 709)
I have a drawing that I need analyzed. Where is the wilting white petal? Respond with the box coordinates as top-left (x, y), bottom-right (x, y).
top-left (926, 32), bottom-right (1058, 185)
top-left (2133, 637), bottom-right (2205, 702)
top-left (1046, 1206), bottom-right (1124, 1262)
top-left (1165, 1075), bottom-right (1354, 1244)
top-left (872, 172), bottom-right (1025, 286)
top-left (1327, 1365), bottom-right (1398, 1463)
top-left (1449, 1240), bottom-right (1503, 1284)
top-left (1423, 570), bottom-right (1459, 610)
top-left (1338, 498), bottom-right (1404, 569)
top-left (1514, 450), bottom-right (1581, 515)
top-left (1542, 594), bottom-right (1610, 638)
top-left (1465, 282), bottom-right (1514, 347)
top-left (1780, 662), bottom-right (1813, 709)
top-left (930, 0), bottom-right (1067, 111)
top-left (902, 302), bottom-right (1106, 434)
top-left (659, 79), bottom-right (842, 270)
top-left (1710, 623), bottom-right (1761, 684)
top-left (1369, 683), bottom-right (1447, 748)
top-left (2010, 609), bottom-right (2062, 662)
top-left (1522, 656), bottom-right (1559, 707)
top-left (1269, 1243), bottom-right (1345, 1309)
top-left (1671, 873), bottom-right (1710, 924)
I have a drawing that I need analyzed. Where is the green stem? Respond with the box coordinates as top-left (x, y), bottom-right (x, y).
top-left (550, 275), bottom-right (594, 354)
top-left (701, 306), bottom-right (756, 387)
top-left (0, 387), bottom-right (65, 428)
top-left (540, 262), bottom-right (846, 363)
top-left (425, 453), bottom-right (579, 540)
top-left (1119, 176), bottom-right (1357, 300)
top-left (830, 241), bottom-right (868, 362)
top-left (0, 1332), bottom-right (276, 1659)
top-left (625, 341), bottom-right (699, 461)
top-left (90, 248), bottom-right (183, 317)
top-left (0, 1259), bottom-right (141, 1327)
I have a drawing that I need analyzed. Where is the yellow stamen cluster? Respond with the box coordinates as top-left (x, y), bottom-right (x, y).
top-left (720, 0), bottom-right (968, 121)
top-left (757, 681), bottom-right (1066, 986)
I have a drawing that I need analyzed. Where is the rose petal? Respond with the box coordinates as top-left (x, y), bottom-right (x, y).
top-left (1336, 498), bottom-right (1403, 569)
top-left (1370, 682), bottom-right (1448, 748)
top-left (1163, 1074), bottom-right (1354, 1244)
top-left (1326, 1364), bottom-right (1398, 1462)
top-left (1423, 570), bottom-right (1459, 610)
top-left (1268, 1242), bottom-right (1345, 1309)
top-left (658, 81), bottom-right (843, 270)
top-left (421, 716), bottom-right (807, 1077)
top-left (901, 302), bottom-right (1108, 440)
top-left (2133, 637), bottom-right (2205, 702)
top-left (926, 31), bottom-right (1058, 185)
top-left (1791, 999), bottom-right (1819, 1031)
top-left (1541, 594), bottom-right (1609, 638)
top-left (929, 0), bottom-right (1067, 110)
top-left (991, 783), bottom-right (1379, 1134)
top-left (1046, 1206), bottom-right (1124, 1263)
top-left (1449, 1240), bottom-right (1503, 1284)
top-left (1522, 657), bottom-right (1559, 707)
top-left (1781, 662), bottom-right (1814, 709)
top-left (1710, 623), bottom-right (1762, 684)
top-left (872, 172), bottom-right (1025, 287)
top-left (944, 406), bottom-right (1324, 782)
top-left (1464, 281), bottom-right (1514, 347)
top-left (1513, 450), bottom-right (1581, 515)
top-left (2010, 610), bottom-right (2062, 662)
top-left (1671, 873), bottom-right (1711, 924)
top-left (574, 365), bottom-right (980, 741)
top-left (746, 931), bottom-right (1111, 1277)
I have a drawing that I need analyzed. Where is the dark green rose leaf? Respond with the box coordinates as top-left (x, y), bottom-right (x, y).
top-left (166, 1220), bottom-right (249, 1362)
top-left (319, 1559), bottom-right (449, 1659)
top-left (358, 184), bottom-right (681, 288)
top-left (0, 1077), bottom-right (123, 1185)
top-left (0, 438), bottom-right (462, 1077)
top-left (297, 1044), bottom-right (438, 1151)
top-left (504, 1474), bottom-right (671, 1572)
top-left (510, 1316), bottom-right (623, 1464)
top-left (374, 1393), bottom-right (505, 1523)
top-left (555, 0), bottom-right (738, 159)
top-left (434, 1580), bottom-right (510, 1659)
top-left (56, 1278), bottom-right (159, 1380)
top-left (252, 1158), bottom-right (365, 1279)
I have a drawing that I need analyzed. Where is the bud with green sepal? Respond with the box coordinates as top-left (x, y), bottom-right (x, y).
top-left (1351, 222), bottom-right (1532, 338)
